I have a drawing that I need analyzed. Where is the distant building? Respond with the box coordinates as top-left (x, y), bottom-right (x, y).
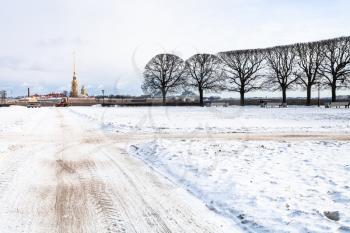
top-left (44, 93), bottom-right (66, 98)
top-left (0, 90), bottom-right (7, 105)
top-left (81, 85), bottom-right (88, 97)
top-left (70, 69), bottom-right (79, 97)
top-left (70, 53), bottom-right (87, 98)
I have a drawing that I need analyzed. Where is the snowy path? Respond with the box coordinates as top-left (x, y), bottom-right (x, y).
top-left (0, 108), bottom-right (237, 233)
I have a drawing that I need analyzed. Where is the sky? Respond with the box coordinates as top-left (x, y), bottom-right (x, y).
top-left (0, 0), bottom-right (349, 97)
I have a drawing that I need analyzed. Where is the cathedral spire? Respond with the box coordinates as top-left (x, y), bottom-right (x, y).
top-left (73, 51), bottom-right (76, 77)
top-left (70, 51), bottom-right (79, 97)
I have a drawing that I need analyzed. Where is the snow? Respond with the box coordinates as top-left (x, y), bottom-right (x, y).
top-left (1, 105), bottom-right (350, 232)
top-left (69, 106), bottom-right (350, 134)
top-left (129, 139), bottom-right (350, 232)
top-left (0, 106), bottom-right (238, 233)
top-left (67, 106), bottom-right (350, 232)
top-left (0, 106), bottom-right (26, 133)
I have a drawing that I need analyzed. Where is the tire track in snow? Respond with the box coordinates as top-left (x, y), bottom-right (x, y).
top-left (66, 108), bottom-right (235, 232)
top-left (54, 149), bottom-right (126, 232)
top-left (79, 159), bottom-right (128, 233)
top-left (73, 131), bottom-right (178, 232)
top-left (0, 145), bottom-right (31, 199)
top-left (0, 108), bottom-right (237, 232)
top-left (54, 110), bottom-right (129, 233)
top-left (100, 147), bottom-right (199, 233)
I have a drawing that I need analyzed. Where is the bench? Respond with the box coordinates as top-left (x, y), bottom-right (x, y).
top-left (101, 103), bottom-right (115, 107)
top-left (261, 102), bottom-right (287, 108)
top-left (27, 103), bottom-right (41, 108)
top-left (209, 102), bottom-right (229, 107)
top-left (327, 102), bottom-right (350, 108)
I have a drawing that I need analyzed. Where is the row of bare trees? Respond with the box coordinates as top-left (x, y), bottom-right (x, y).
top-left (142, 36), bottom-right (350, 106)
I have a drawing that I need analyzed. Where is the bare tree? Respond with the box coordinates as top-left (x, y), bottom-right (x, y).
top-left (265, 45), bottom-right (298, 104)
top-left (185, 54), bottom-right (225, 106)
top-left (219, 49), bottom-right (265, 106)
top-left (142, 54), bottom-right (185, 104)
top-left (295, 42), bottom-right (324, 105)
top-left (319, 37), bottom-right (350, 102)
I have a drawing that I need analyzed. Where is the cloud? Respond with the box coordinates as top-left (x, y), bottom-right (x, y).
top-left (0, 56), bottom-right (22, 70)
top-left (27, 63), bottom-right (46, 71)
top-left (35, 37), bottom-right (86, 47)
top-left (0, 56), bottom-right (53, 73)
top-left (260, 23), bottom-right (282, 34)
top-left (1, 0), bottom-right (350, 97)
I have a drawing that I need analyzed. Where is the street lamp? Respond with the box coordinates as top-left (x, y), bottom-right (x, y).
top-left (102, 90), bottom-right (105, 105)
top-left (317, 82), bottom-right (321, 107)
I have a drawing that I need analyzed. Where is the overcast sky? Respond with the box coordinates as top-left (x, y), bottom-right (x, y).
top-left (0, 0), bottom-right (349, 97)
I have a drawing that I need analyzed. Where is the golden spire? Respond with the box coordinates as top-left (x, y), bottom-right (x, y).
top-left (70, 51), bottom-right (79, 97)
top-left (73, 51), bottom-right (76, 77)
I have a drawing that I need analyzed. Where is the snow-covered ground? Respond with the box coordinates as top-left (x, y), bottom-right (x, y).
top-left (0, 106), bottom-right (237, 233)
top-left (130, 139), bottom-right (350, 232)
top-left (68, 106), bottom-right (350, 232)
top-left (0, 106), bottom-right (26, 133)
top-left (69, 106), bottom-right (350, 134)
top-left (1, 106), bottom-right (349, 232)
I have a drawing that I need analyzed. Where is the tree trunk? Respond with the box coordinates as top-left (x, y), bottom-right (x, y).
top-left (331, 84), bottom-right (337, 102)
top-left (199, 88), bottom-right (204, 107)
top-left (282, 87), bottom-right (287, 104)
top-left (306, 85), bottom-right (312, 106)
top-left (240, 90), bottom-right (245, 106)
top-left (162, 89), bottom-right (166, 105)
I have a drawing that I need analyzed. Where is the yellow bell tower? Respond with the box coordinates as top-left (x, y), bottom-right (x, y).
top-left (70, 52), bottom-right (79, 97)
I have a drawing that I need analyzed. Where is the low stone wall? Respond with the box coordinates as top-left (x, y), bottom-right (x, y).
top-left (8, 97), bottom-right (342, 107)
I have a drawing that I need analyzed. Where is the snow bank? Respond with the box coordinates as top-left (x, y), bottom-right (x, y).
top-left (129, 139), bottom-right (350, 232)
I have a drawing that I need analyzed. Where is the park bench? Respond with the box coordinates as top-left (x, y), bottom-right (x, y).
top-left (209, 102), bottom-right (229, 107)
top-left (327, 102), bottom-right (350, 108)
top-left (261, 102), bottom-right (287, 108)
top-left (27, 102), bottom-right (41, 108)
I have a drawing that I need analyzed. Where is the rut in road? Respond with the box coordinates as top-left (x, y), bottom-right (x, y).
top-left (52, 118), bottom-right (174, 233)
top-left (54, 157), bottom-right (128, 233)
top-left (54, 110), bottom-right (128, 233)
top-left (79, 159), bottom-right (128, 233)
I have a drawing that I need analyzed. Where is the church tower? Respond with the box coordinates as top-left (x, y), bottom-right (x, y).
top-left (81, 85), bottom-right (88, 97)
top-left (70, 52), bottom-right (79, 97)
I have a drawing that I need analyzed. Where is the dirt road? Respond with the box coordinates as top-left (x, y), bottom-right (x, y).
top-left (0, 109), bottom-right (238, 233)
